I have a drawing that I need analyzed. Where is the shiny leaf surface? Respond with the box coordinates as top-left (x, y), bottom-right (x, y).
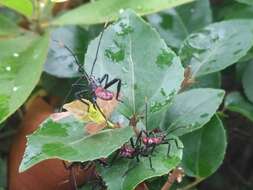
top-left (0, 34), bottom-right (49, 123)
top-left (224, 91), bottom-right (253, 122)
top-left (181, 115), bottom-right (227, 177)
top-left (52, 0), bottom-right (195, 26)
top-left (242, 62), bottom-right (253, 103)
top-left (162, 88), bottom-right (225, 136)
top-left (179, 20), bottom-right (253, 77)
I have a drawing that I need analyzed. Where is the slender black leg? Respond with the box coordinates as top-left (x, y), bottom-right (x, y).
top-left (122, 158), bottom-right (137, 177)
top-left (109, 150), bottom-right (120, 166)
top-left (104, 78), bottom-right (122, 101)
top-left (93, 100), bottom-right (107, 122)
top-left (149, 144), bottom-right (156, 156)
top-left (75, 90), bottom-right (91, 107)
top-left (98, 74), bottom-right (109, 86)
top-left (70, 167), bottom-right (78, 190)
top-left (135, 130), bottom-right (144, 147)
top-left (167, 143), bottom-right (171, 157)
top-left (130, 138), bottom-right (135, 148)
top-left (148, 156), bottom-right (155, 171)
top-left (60, 77), bottom-right (84, 112)
top-left (165, 138), bottom-right (184, 149)
top-left (62, 161), bottom-right (72, 170)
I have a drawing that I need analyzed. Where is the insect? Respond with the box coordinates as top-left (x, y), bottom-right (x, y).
top-left (62, 159), bottom-right (108, 190)
top-left (112, 136), bottom-right (155, 174)
top-left (56, 25), bottom-right (122, 119)
top-left (135, 99), bottom-right (184, 158)
top-left (62, 161), bottom-right (94, 190)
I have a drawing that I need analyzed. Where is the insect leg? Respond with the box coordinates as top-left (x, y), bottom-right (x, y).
top-left (59, 77), bottom-right (85, 112)
top-left (109, 150), bottom-right (120, 166)
top-left (148, 156), bottom-right (155, 171)
top-left (104, 78), bottom-right (122, 101)
top-left (69, 166), bottom-right (78, 190)
top-left (165, 138), bottom-right (184, 149)
top-left (98, 74), bottom-right (109, 86)
top-left (93, 100), bottom-right (107, 122)
top-left (135, 130), bottom-right (143, 147)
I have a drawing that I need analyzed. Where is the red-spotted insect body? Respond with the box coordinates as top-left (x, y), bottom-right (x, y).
top-left (119, 145), bottom-right (135, 158)
top-left (94, 86), bottom-right (114, 100)
top-left (142, 136), bottom-right (163, 145)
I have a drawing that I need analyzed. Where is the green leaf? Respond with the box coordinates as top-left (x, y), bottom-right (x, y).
top-left (44, 26), bottom-right (90, 78)
top-left (85, 10), bottom-right (184, 117)
top-left (19, 116), bottom-right (133, 172)
top-left (162, 88), bottom-right (225, 136)
top-left (99, 138), bottom-right (183, 190)
top-left (41, 73), bottom-right (77, 98)
top-left (236, 61), bottom-right (249, 82)
top-left (242, 62), bottom-right (253, 103)
top-left (0, 0), bottom-right (33, 17)
top-left (0, 14), bottom-right (20, 36)
top-left (236, 0), bottom-right (253, 6)
top-left (179, 20), bottom-right (253, 77)
top-left (190, 72), bottom-right (221, 89)
top-left (0, 34), bottom-right (49, 124)
top-left (224, 92), bottom-right (253, 122)
top-left (147, 0), bottom-right (212, 48)
top-left (181, 115), bottom-right (227, 177)
top-left (52, 0), bottom-right (195, 26)
top-left (217, 3), bottom-right (253, 20)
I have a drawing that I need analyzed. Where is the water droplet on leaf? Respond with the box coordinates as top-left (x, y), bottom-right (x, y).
top-left (13, 86), bottom-right (19, 92)
top-left (13, 53), bottom-right (19, 57)
top-left (119, 9), bottom-right (124, 14)
top-left (5, 66), bottom-right (11, 71)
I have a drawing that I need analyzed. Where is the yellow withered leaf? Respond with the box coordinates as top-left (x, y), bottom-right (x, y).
top-left (63, 99), bottom-right (106, 124)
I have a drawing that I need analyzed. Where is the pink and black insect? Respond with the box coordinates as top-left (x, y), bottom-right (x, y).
top-left (135, 100), bottom-right (184, 158)
top-left (111, 137), bottom-right (155, 173)
top-left (62, 159), bottom-right (108, 190)
top-left (57, 27), bottom-right (122, 118)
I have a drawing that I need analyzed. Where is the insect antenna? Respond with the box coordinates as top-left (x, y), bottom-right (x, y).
top-left (52, 39), bottom-right (90, 81)
top-left (90, 23), bottom-right (107, 76)
top-left (145, 97), bottom-right (148, 131)
top-left (166, 126), bottom-right (186, 136)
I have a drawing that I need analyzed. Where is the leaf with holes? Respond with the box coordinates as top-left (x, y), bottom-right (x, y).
top-left (85, 10), bottom-right (184, 118)
top-left (225, 92), bottom-right (253, 122)
top-left (181, 115), bottom-right (227, 177)
top-left (98, 137), bottom-right (183, 190)
top-left (0, 34), bottom-right (49, 124)
top-left (161, 88), bottom-right (224, 136)
top-left (52, 0), bottom-right (195, 26)
top-left (19, 116), bottom-right (133, 172)
top-left (179, 20), bottom-right (253, 77)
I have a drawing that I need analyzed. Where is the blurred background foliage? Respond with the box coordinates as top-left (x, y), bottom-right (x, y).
top-left (0, 0), bottom-right (253, 190)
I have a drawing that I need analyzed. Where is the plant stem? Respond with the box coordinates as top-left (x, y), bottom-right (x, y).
top-left (161, 167), bottom-right (184, 190)
top-left (177, 177), bottom-right (205, 190)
